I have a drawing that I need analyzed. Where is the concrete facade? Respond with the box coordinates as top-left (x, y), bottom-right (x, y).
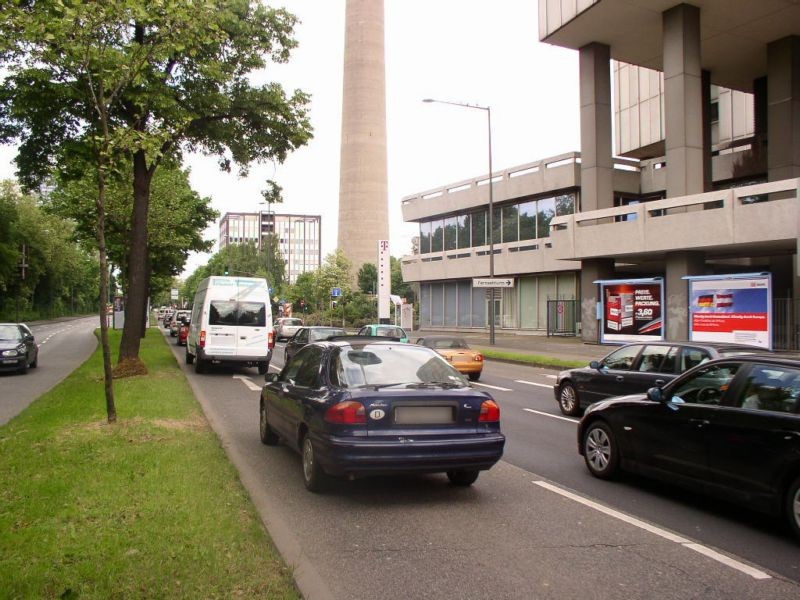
top-left (337, 0), bottom-right (390, 276)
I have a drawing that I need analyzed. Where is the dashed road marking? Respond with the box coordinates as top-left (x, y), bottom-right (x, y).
top-left (515, 379), bottom-right (553, 389)
top-left (533, 480), bottom-right (771, 580)
top-left (522, 408), bottom-right (578, 424)
top-left (232, 375), bottom-right (262, 392)
top-left (471, 382), bottom-right (513, 392)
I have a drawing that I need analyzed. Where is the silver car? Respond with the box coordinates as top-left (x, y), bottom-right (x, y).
top-left (274, 317), bottom-right (304, 341)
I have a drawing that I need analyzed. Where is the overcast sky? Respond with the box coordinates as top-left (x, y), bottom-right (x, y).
top-left (0, 1), bottom-right (582, 276)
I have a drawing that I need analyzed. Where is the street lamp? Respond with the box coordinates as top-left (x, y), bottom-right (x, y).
top-left (423, 98), bottom-right (495, 345)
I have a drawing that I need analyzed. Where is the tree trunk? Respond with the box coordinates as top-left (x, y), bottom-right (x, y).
top-left (118, 150), bottom-right (153, 362)
top-left (96, 163), bottom-right (117, 423)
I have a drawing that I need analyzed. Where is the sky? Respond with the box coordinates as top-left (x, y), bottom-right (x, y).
top-left (0, 1), bottom-right (582, 277)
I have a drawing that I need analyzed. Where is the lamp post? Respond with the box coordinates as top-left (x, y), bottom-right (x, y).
top-left (423, 98), bottom-right (495, 345)
top-left (259, 201), bottom-right (273, 282)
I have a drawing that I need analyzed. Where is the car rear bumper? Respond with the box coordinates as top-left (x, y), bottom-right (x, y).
top-left (200, 349), bottom-right (272, 363)
top-left (313, 432), bottom-right (506, 477)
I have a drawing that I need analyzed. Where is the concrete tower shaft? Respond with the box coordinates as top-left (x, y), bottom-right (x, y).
top-left (338, 0), bottom-right (389, 275)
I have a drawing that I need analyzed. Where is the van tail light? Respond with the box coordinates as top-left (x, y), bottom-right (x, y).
top-left (478, 400), bottom-right (500, 422)
top-left (474, 353), bottom-right (484, 362)
top-left (268, 330), bottom-right (275, 349)
top-left (325, 401), bottom-right (366, 424)
top-left (199, 330), bottom-right (206, 348)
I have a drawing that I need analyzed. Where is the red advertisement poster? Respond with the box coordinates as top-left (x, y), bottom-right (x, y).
top-left (601, 281), bottom-right (663, 343)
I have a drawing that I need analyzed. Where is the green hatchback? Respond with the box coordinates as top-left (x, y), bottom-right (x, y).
top-left (357, 324), bottom-right (409, 343)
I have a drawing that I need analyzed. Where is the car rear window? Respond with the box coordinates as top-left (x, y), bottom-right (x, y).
top-left (209, 301), bottom-right (266, 327)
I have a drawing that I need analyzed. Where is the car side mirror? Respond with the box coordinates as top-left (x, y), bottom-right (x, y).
top-left (647, 387), bottom-right (664, 402)
top-left (264, 372), bottom-right (279, 383)
top-left (589, 360), bottom-right (601, 370)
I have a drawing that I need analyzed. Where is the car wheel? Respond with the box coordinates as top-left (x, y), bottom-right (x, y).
top-left (30, 352), bottom-right (38, 368)
top-left (558, 382), bottom-right (581, 416)
top-left (18, 360), bottom-right (29, 375)
top-left (787, 475), bottom-right (800, 539)
top-left (259, 400), bottom-right (279, 446)
top-left (185, 348), bottom-right (194, 365)
top-left (447, 470), bottom-right (480, 486)
top-left (284, 349), bottom-right (289, 363)
top-left (195, 353), bottom-right (206, 374)
top-left (583, 421), bottom-right (619, 479)
top-left (468, 372), bottom-right (480, 381)
top-left (301, 435), bottom-right (328, 493)
top-left (257, 361), bottom-right (269, 375)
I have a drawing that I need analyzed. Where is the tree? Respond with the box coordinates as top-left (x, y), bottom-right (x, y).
top-left (357, 263), bottom-right (378, 295)
top-left (0, 0), bottom-right (312, 372)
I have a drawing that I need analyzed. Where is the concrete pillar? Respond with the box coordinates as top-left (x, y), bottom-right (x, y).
top-left (665, 250), bottom-right (705, 341)
top-left (663, 4), bottom-right (704, 198)
top-left (701, 69), bottom-right (712, 192)
top-left (767, 36), bottom-right (800, 181)
top-left (579, 43), bottom-right (614, 212)
top-left (338, 0), bottom-right (390, 275)
top-left (580, 258), bottom-right (615, 343)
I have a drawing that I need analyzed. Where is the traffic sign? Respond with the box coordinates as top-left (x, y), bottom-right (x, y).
top-left (472, 278), bottom-right (514, 288)
top-left (331, 287), bottom-right (342, 297)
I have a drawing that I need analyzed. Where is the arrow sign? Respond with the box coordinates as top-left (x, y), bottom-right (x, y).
top-left (233, 374), bottom-right (262, 392)
top-left (472, 278), bottom-right (515, 288)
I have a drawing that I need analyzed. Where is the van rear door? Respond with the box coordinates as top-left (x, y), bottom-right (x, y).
top-left (207, 300), bottom-right (238, 356)
top-left (236, 301), bottom-right (269, 359)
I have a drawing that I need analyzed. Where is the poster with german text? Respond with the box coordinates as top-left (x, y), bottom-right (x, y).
top-left (601, 281), bottom-right (663, 343)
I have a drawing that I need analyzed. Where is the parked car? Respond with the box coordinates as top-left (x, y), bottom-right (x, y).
top-left (578, 354), bottom-right (800, 538)
top-left (554, 341), bottom-right (761, 416)
top-left (284, 326), bottom-right (347, 362)
top-left (0, 323), bottom-right (38, 374)
top-left (357, 324), bottom-right (409, 343)
top-left (259, 338), bottom-right (505, 492)
top-left (416, 335), bottom-right (484, 381)
top-left (177, 316), bottom-right (191, 346)
top-left (274, 317), bottom-right (304, 341)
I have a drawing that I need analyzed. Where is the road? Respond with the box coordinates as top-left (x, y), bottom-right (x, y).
top-left (162, 329), bottom-right (800, 600)
top-left (0, 316), bottom-right (98, 426)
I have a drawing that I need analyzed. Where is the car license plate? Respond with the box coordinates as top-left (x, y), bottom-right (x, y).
top-left (394, 406), bottom-right (454, 425)
top-left (2, 359), bottom-right (17, 364)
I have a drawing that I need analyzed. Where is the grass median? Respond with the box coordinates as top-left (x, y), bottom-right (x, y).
top-left (475, 348), bottom-right (587, 370)
top-left (0, 328), bottom-right (300, 599)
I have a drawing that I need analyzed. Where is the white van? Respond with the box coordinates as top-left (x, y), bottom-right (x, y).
top-left (186, 276), bottom-right (275, 374)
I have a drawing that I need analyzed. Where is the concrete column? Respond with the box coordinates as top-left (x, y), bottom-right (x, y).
top-left (580, 258), bottom-right (615, 343)
top-left (701, 70), bottom-right (712, 192)
top-left (579, 43), bottom-right (614, 212)
top-left (665, 250), bottom-right (705, 341)
top-left (663, 4), bottom-right (704, 198)
top-left (338, 0), bottom-right (390, 275)
top-left (767, 36), bottom-right (800, 181)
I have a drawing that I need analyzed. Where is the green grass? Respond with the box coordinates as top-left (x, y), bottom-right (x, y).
top-left (474, 347), bottom-right (587, 370)
top-left (0, 329), bottom-right (300, 599)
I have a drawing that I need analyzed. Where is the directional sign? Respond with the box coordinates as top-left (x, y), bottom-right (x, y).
top-left (331, 287), bottom-right (342, 297)
top-left (472, 278), bottom-right (514, 288)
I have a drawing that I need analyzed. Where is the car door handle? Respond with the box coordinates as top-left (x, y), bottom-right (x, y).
top-left (654, 379), bottom-right (665, 386)
top-left (689, 418), bottom-right (710, 427)
top-left (615, 376), bottom-right (624, 382)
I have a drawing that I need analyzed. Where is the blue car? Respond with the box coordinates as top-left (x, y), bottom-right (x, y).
top-left (259, 338), bottom-right (505, 491)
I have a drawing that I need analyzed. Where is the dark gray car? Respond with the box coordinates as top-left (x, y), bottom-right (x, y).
top-left (0, 323), bottom-right (38, 375)
top-left (554, 341), bottom-right (761, 416)
top-left (283, 326), bottom-right (347, 363)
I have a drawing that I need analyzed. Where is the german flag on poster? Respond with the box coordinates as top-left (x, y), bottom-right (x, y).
top-left (697, 294), bottom-right (714, 307)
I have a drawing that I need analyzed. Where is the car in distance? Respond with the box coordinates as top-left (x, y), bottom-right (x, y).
top-left (577, 354), bottom-right (800, 537)
top-left (169, 310), bottom-right (191, 337)
top-left (416, 335), bottom-right (484, 381)
top-left (177, 316), bottom-right (191, 346)
top-left (0, 323), bottom-right (38, 374)
top-left (259, 338), bottom-right (505, 492)
top-left (274, 317), bottom-right (304, 341)
top-left (357, 323), bottom-right (409, 343)
top-left (284, 326), bottom-right (347, 363)
top-left (554, 341), bottom-right (761, 416)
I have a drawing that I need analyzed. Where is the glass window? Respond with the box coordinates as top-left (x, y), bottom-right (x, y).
top-left (502, 204), bottom-right (519, 243)
top-left (444, 216), bottom-right (458, 251)
top-left (671, 363), bottom-right (740, 405)
top-left (456, 214), bottom-right (470, 249)
top-left (556, 193), bottom-right (576, 216)
top-left (680, 347), bottom-right (711, 371)
top-left (238, 302), bottom-right (266, 327)
top-left (491, 206), bottom-right (502, 245)
top-left (602, 345), bottom-right (642, 371)
top-left (294, 346), bottom-right (323, 387)
top-left (431, 219), bottom-right (444, 252)
top-left (471, 210), bottom-right (486, 247)
top-left (209, 301), bottom-right (237, 326)
top-left (519, 201), bottom-right (536, 241)
top-left (736, 365), bottom-right (800, 413)
top-left (537, 197), bottom-right (556, 238)
top-left (660, 347), bottom-right (679, 374)
top-left (336, 343), bottom-right (465, 388)
top-left (637, 345), bottom-right (669, 372)
top-left (420, 221), bottom-right (431, 254)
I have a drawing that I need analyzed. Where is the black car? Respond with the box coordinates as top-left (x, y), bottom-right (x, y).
top-left (283, 326), bottom-right (347, 363)
top-left (554, 341), bottom-right (761, 416)
top-left (260, 338), bottom-right (505, 492)
top-left (577, 354), bottom-right (800, 537)
top-left (0, 323), bottom-right (38, 374)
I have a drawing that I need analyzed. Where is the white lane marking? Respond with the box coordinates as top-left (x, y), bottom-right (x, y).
top-left (545, 375), bottom-right (557, 379)
top-left (534, 481), bottom-right (771, 580)
top-left (269, 363), bottom-right (281, 371)
top-left (523, 408), bottom-right (578, 424)
top-left (471, 381), bottom-right (513, 392)
top-left (515, 380), bottom-right (554, 389)
top-left (232, 374), bottom-right (262, 392)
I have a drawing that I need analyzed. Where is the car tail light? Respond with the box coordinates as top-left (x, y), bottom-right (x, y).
top-left (199, 330), bottom-right (206, 348)
top-left (473, 353), bottom-right (484, 362)
top-left (325, 401), bottom-right (366, 424)
top-left (478, 400), bottom-right (500, 422)
top-left (268, 330), bottom-right (275, 349)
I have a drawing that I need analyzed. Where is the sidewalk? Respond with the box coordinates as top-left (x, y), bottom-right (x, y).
top-left (411, 327), bottom-right (610, 367)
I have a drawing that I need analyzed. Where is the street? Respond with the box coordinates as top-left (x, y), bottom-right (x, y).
top-left (162, 330), bottom-right (800, 599)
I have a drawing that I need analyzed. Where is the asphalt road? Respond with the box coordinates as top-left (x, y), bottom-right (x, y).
top-left (162, 329), bottom-right (800, 600)
top-left (0, 316), bottom-right (98, 426)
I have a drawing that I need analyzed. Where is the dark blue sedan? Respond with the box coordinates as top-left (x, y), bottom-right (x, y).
top-left (259, 338), bottom-right (505, 492)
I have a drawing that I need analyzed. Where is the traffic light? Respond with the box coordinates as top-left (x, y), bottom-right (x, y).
top-left (224, 266), bottom-right (229, 275)
top-left (332, 300), bottom-right (337, 309)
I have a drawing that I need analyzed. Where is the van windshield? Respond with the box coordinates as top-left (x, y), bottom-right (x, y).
top-left (209, 301), bottom-right (266, 327)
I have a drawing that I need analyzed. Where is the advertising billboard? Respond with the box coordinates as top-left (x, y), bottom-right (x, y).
top-left (688, 273), bottom-right (771, 349)
top-left (597, 278), bottom-right (664, 344)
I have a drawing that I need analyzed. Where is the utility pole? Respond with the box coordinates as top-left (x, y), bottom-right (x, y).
top-left (16, 244), bottom-right (28, 322)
